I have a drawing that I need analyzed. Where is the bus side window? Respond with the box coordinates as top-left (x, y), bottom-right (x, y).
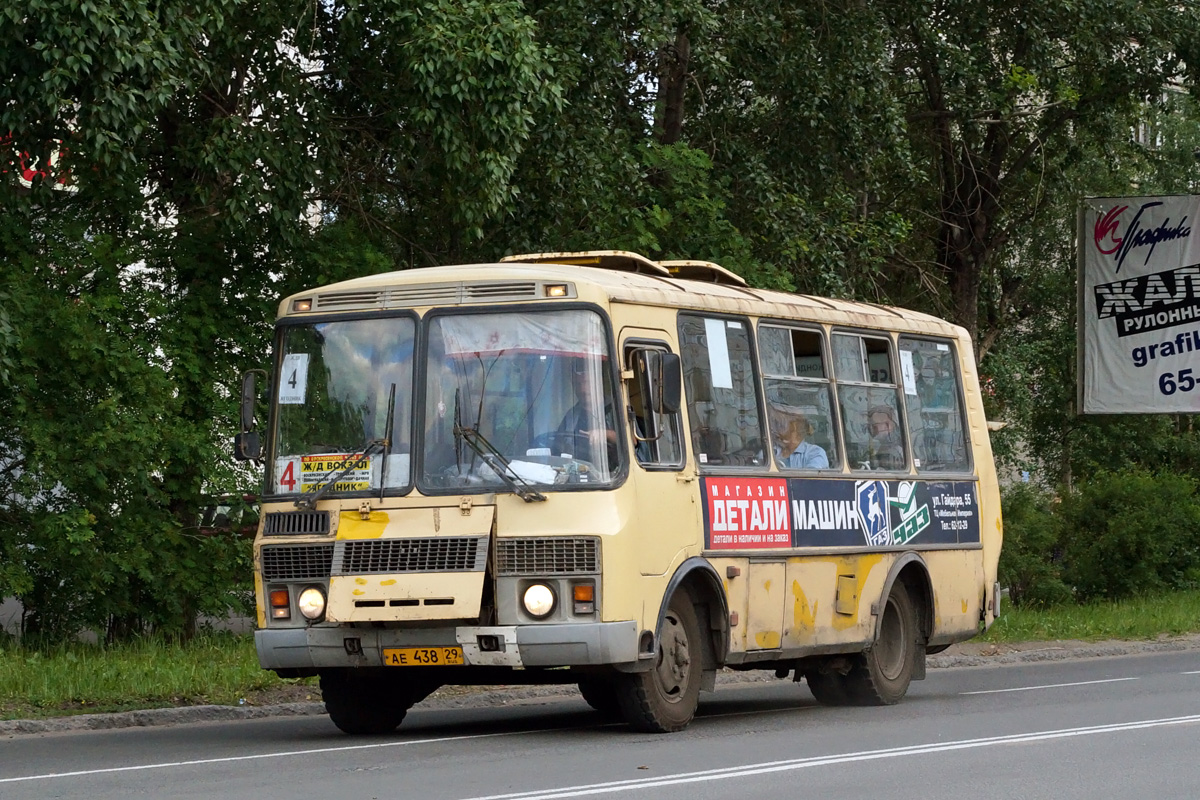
top-left (758, 325), bottom-right (839, 471)
top-left (678, 315), bottom-right (765, 468)
top-left (899, 337), bottom-right (970, 472)
top-left (626, 346), bottom-right (684, 468)
top-left (833, 332), bottom-right (909, 472)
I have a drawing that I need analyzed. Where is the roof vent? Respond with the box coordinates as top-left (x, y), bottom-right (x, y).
top-left (660, 260), bottom-right (747, 287)
top-left (501, 250), bottom-right (671, 278)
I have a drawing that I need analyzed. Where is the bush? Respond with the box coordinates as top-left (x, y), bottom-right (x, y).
top-left (1056, 470), bottom-right (1200, 602)
top-left (999, 483), bottom-right (1072, 607)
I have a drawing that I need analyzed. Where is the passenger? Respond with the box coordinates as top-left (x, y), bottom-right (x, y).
top-left (867, 404), bottom-right (905, 470)
top-left (771, 409), bottom-right (829, 469)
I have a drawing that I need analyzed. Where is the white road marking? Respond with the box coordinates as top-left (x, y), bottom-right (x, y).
top-left (1181, 670), bottom-right (1200, 675)
top-left (0, 728), bottom-right (546, 785)
top-left (455, 714), bottom-right (1200, 800)
top-left (960, 677), bottom-right (1138, 695)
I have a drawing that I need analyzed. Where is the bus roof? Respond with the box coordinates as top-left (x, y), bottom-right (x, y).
top-left (278, 253), bottom-right (963, 339)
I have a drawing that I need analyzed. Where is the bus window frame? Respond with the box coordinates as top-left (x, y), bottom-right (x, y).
top-left (831, 327), bottom-right (913, 475)
top-left (898, 334), bottom-right (975, 476)
top-left (676, 311), bottom-right (769, 474)
top-left (754, 319), bottom-right (843, 473)
top-left (623, 339), bottom-right (688, 472)
top-left (415, 301), bottom-right (630, 497)
top-left (265, 308), bottom-right (421, 501)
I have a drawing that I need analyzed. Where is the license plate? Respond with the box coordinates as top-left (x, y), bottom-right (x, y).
top-left (383, 646), bottom-right (464, 666)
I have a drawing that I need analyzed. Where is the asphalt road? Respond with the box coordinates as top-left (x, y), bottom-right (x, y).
top-left (3, 649), bottom-right (1200, 799)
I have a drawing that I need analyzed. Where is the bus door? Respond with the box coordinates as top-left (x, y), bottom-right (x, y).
top-left (621, 333), bottom-right (693, 577)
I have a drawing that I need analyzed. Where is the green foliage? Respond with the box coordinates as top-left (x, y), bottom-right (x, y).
top-left (998, 484), bottom-right (1071, 607)
top-left (1001, 470), bottom-right (1200, 607)
top-left (1057, 470), bottom-right (1200, 602)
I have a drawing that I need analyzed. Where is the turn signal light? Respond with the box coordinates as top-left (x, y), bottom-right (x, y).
top-left (544, 284), bottom-right (569, 298)
top-left (572, 584), bottom-right (595, 615)
top-left (291, 298), bottom-right (313, 312)
top-left (270, 588), bottom-right (290, 620)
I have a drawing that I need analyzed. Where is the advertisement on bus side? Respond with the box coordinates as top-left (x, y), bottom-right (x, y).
top-left (701, 476), bottom-right (979, 550)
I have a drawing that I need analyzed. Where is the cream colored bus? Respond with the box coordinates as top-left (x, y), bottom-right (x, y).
top-left (236, 250), bottom-right (1002, 734)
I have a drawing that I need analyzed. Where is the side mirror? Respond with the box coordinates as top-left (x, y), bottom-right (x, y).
top-left (240, 370), bottom-right (261, 431)
top-left (635, 350), bottom-right (682, 415)
top-left (234, 431), bottom-right (261, 462)
top-left (235, 370), bottom-right (267, 462)
top-left (657, 352), bottom-right (682, 414)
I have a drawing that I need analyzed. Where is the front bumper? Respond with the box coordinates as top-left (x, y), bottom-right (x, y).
top-left (256, 620), bottom-right (639, 670)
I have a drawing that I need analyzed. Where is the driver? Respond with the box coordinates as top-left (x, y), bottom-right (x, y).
top-left (550, 358), bottom-right (617, 465)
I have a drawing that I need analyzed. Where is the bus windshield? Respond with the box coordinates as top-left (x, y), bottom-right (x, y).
top-left (421, 309), bottom-right (619, 491)
top-left (271, 316), bottom-right (415, 496)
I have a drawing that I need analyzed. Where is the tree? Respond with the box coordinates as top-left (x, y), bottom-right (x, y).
top-left (880, 0), bottom-right (1200, 348)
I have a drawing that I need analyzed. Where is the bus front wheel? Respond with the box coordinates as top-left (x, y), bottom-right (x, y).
top-left (616, 592), bottom-right (703, 732)
top-left (845, 581), bottom-right (918, 705)
top-left (577, 676), bottom-right (622, 718)
top-left (320, 670), bottom-right (423, 735)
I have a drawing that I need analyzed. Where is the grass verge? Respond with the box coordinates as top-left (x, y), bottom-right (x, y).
top-left (982, 589), bottom-right (1200, 642)
top-left (0, 632), bottom-right (315, 721)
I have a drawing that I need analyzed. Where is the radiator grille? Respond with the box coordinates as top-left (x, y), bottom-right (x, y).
top-left (261, 544), bottom-right (335, 581)
top-left (333, 537), bottom-right (488, 575)
top-left (262, 510), bottom-right (331, 536)
top-left (496, 537), bottom-right (600, 576)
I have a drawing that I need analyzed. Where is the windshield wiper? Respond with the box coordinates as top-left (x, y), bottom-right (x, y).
top-left (453, 424), bottom-right (547, 503)
top-left (295, 438), bottom-right (388, 509)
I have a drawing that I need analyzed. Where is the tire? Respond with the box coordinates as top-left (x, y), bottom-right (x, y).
top-left (615, 592), bottom-right (703, 733)
top-left (320, 670), bottom-right (423, 735)
top-left (845, 581), bottom-right (918, 705)
top-left (577, 676), bottom-right (623, 719)
top-left (804, 668), bottom-right (852, 706)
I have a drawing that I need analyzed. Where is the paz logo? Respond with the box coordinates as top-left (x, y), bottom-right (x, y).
top-left (855, 480), bottom-right (891, 547)
top-left (889, 481), bottom-right (931, 546)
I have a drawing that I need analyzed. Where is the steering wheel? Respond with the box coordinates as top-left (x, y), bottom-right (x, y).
top-left (533, 431), bottom-right (592, 458)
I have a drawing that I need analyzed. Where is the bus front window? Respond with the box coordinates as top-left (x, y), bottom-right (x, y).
top-left (270, 317), bottom-right (415, 496)
top-left (421, 309), bottom-right (618, 491)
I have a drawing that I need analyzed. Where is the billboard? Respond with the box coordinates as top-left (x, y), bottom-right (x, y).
top-left (1079, 195), bottom-right (1200, 413)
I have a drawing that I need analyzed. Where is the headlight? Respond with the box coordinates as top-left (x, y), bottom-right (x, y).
top-left (297, 587), bottom-right (326, 620)
top-left (522, 584), bottom-right (556, 618)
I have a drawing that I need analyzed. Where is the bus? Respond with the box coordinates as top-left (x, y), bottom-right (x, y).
top-left (235, 250), bottom-right (1002, 734)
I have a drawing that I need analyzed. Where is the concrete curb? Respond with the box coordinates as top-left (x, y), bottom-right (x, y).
top-left (5, 636), bottom-right (1200, 737)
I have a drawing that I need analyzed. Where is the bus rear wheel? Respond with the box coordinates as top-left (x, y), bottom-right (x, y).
top-left (320, 670), bottom-right (424, 735)
top-left (804, 667), bottom-right (852, 706)
top-left (615, 592), bottom-right (702, 732)
top-left (845, 581), bottom-right (918, 705)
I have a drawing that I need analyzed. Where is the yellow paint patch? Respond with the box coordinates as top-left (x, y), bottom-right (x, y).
top-left (754, 631), bottom-right (782, 649)
top-left (352, 589), bottom-right (364, 596)
top-left (764, 580), bottom-right (772, 592)
top-left (962, 599), bottom-right (969, 614)
top-left (831, 553), bottom-right (884, 631)
top-left (792, 580), bottom-right (815, 632)
top-left (337, 511), bottom-right (390, 540)
top-left (355, 578), bottom-right (368, 585)
top-left (381, 579), bottom-right (396, 586)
